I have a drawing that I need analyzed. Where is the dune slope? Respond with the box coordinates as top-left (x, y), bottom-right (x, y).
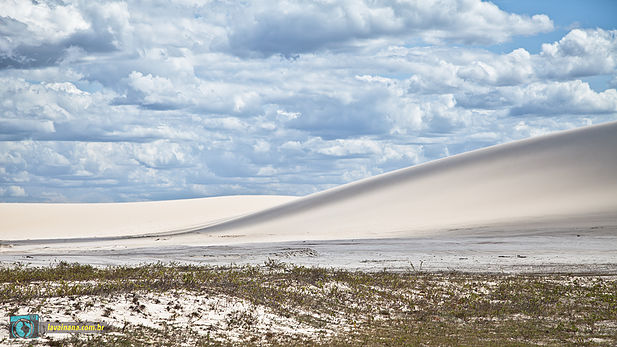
top-left (188, 121), bottom-right (617, 242)
top-left (0, 195), bottom-right (296, 240)
top-left (1, 122), bottom-right (616, 246)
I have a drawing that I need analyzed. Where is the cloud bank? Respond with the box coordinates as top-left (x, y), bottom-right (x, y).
top-left (0, 0), bottom-right (615, 202)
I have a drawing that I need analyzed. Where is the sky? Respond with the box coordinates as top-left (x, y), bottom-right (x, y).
top-left (0, 0), bottom-right (616, 203)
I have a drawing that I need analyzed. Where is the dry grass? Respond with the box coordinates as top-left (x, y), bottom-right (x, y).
top-left (1, 261), bottom-right (616, 346)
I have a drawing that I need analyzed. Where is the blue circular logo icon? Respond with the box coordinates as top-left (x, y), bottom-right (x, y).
top-left (12, 318), bottom-right (35, 338)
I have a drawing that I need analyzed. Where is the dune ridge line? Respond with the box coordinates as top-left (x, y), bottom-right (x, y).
top-left (1, 121), bottom-right (616, 245)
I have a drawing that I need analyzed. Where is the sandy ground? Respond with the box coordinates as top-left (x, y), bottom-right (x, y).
top-left (2, 213), bottom-right (616, 273)
top-left (1, 121), bottom-right (616, 273)
top-left (0, 290), bottom-right (331, 345)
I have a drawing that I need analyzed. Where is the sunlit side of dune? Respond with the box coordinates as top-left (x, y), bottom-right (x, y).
top-left (187, 121), bottom-right (617, 242)
top-left (0, 196), bottom-right (296, 240)
top-left (1, 122), bottom-right (616, 245)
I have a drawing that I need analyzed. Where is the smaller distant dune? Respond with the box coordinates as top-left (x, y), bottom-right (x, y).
top-left (0, 195), bottom-right (296, 241)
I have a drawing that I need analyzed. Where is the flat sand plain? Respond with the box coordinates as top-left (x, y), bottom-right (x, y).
top-left (1, 121), bottom-right (616, 272)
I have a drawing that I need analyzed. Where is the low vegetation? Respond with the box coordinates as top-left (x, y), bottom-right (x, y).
top-left (1, 261), bottom-right (616, 346)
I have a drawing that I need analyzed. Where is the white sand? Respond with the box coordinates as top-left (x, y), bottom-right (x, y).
top-left (180, 120), bottom-right (617, 244)
top-left (1, 121), bottom-right (616, 263)
top-left (0, 289), bottom-right (330, 345)
top-left (0, 195), bottom-right (296, 240)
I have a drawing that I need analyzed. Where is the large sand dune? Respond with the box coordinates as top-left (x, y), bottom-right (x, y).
top-left (183, 120), bottom-right (617, 243)
top-left (1, 121), bottom-right (616, 249)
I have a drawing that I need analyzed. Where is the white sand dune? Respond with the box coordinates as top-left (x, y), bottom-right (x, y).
top-left (1, 121), bottom-right (616, 247)
top-left (0, 195), bottom-right (296, 240)
top-left (180, 120), bottom-right (617, 243)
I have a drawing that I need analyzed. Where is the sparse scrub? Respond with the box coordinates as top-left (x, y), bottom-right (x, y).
top-left (0, 262), bottom-right (615, 346)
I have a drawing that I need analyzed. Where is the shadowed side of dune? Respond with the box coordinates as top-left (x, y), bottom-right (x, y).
top-left (190, 121), bottom-right (617, 241)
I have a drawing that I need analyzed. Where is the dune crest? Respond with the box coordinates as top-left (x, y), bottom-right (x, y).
top-left (1, 122), bottom-right (616, 245)
top-left (189, 121), bottom-right (617, 242)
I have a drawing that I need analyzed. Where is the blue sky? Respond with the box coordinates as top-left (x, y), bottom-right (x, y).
top-left (1, 0), bottom-right (616, 202)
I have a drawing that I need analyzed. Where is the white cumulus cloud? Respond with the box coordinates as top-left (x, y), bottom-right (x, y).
top-left (0, 1), bottom-right (615, 202)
